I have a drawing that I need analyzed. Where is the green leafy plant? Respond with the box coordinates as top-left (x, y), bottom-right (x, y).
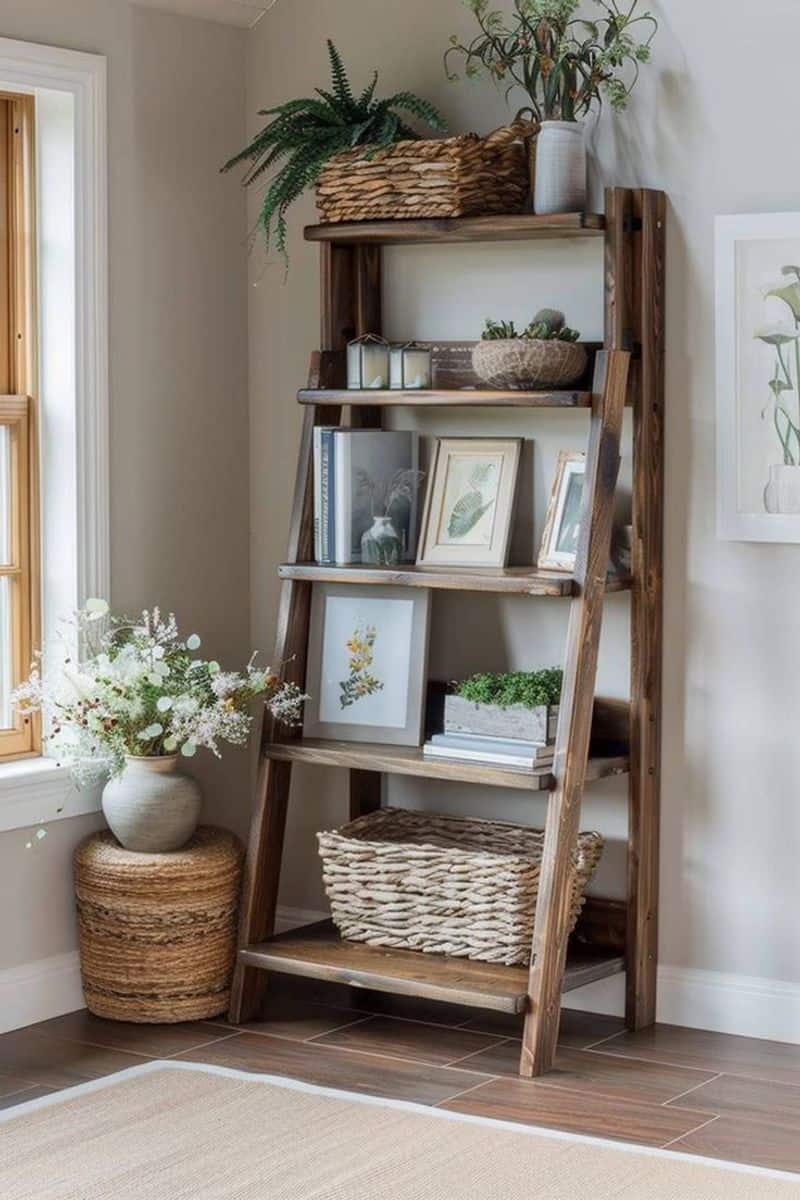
top-left (756, 266), bottom-right (800, 465)
top-left (444, 0), bottom-right (657, 121)
top-left (222, 40), bottom-right (445, 266)
top-left (482, 308), bottom-right (580, 341)
top-left (454, 668), bottom-right (563, 708)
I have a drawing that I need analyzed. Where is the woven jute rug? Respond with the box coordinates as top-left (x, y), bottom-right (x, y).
top-left (0, 1062), bottom-right (796, 1199)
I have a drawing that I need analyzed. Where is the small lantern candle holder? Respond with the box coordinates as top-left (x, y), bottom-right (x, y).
top-left (347, 334), bottom-right (390, 390)
top-left (390, 342), bottom-right (433, 390)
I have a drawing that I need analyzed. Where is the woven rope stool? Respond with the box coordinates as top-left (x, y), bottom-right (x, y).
top-left (74, 826), bottom-right (243, 1023)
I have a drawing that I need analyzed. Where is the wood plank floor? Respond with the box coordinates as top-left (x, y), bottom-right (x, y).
top-left (1, 978), bottom-right (798, 1176)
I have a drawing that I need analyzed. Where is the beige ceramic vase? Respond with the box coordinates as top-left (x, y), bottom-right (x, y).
top-left (101, 755), bottom-right (202, 852)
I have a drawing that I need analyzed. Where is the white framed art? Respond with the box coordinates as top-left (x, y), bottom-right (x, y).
top-left (538, 451), bottom-right (586, 570)
top-left (716, 212), bottom-right (800, 541)
top-left (303, 584), bottom-right (431, 746)
top-left (417, 437), bottom-right (522, 568)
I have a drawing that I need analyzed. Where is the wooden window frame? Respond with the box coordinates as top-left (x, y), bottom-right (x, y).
top-left (0, 92), bottom-right (40, 761)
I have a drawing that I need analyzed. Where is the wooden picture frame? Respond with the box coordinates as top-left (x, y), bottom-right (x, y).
top-left (303, 583), bottom-right (431, 746)
top-left (417, 437), bottom-right (521, 568)
top-left (716, 212), bottom-right (800, 542)
top-left (538, 451), bottom-right (586, 570)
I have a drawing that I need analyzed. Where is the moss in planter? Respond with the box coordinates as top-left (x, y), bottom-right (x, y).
top-left (453, 668), bottom-right (562, 710)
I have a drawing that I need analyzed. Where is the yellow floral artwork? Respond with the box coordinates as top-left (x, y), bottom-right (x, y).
top-left (340, 623), bottom-right (384, 709)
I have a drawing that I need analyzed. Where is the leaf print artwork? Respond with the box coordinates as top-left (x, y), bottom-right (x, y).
top-left (440, 457), bottom-right (501, 546)
top-left (340, 622), bottom-right (384, 709)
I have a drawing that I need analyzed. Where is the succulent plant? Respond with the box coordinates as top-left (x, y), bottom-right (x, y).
top-left (481, 310), bottom-right (581, 342)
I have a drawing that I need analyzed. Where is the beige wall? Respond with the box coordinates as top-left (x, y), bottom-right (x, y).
top-left (246, 0), bottom-right (800, 1000)
top-left (0, 0), bottom-right (249, 971)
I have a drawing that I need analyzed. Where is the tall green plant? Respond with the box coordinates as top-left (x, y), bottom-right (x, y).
top-left (444, 0), bottom-right (657, 121)
top-left (222, 41), bottom-right (445, 266)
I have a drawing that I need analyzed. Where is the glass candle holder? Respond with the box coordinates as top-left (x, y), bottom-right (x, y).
top-left (389, 342), bottom-right (432, 390)
top-left (347, 334), bottom-right (390, 390)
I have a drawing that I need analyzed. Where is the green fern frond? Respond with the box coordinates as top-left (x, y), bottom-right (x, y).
top-left (357, 70), bottom-right (379, 111)
top-left (222, 40), bottom-right (445, 269)
top-left (387, 92), bottom-right (447, 129)
top-left (327, 39), bottom-right (354, 107)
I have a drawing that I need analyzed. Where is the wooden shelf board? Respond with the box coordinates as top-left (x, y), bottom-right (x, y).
top-left (263, 738), bottom-right (630, 792)
top-left (240, 920), bottom-right (625, 1014)
top-left (304, 213), bottom-right (606, 247)
top-left (298, 387), bottom-right (593, 408)
top-left (279, 562), bottom-right (631, 596)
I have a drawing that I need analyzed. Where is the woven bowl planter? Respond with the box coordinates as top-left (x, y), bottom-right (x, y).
top-left (316, 120), bottom-right (535, 224)
top-left (318, 808), bottom-right (603, 966)
top-left (472, 337), bottom-right (588, 390)
top-left (74, 826), bottom-right (243, 1023)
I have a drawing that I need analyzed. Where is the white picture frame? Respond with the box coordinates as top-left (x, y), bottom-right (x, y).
top-left (303, 584), bottom-right (431, 746)
top-left (416, 437), bottom-right (522, 568)
top-left (538, 451), bottom-right (586, 570)
top-left (716, 212), bottom-right (800, 542)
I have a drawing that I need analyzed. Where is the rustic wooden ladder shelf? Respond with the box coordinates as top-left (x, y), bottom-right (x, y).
top-left (231, 187), bottom-right (665, 1079)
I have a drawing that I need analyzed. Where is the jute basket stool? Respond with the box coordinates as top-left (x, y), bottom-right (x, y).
top-left (318, 808), bottom-right (604, 967)
top-left (74, 826), bottom-right (243, 1023)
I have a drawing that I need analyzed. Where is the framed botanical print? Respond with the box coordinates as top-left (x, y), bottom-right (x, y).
top-left (538, 451), bottom-right (586, 570)
top-left (417, 437), bottom-right (522, 568)
top-left (717, 212), bottom-right (800, 542)
top-left (303, 584), bottom-right (431, 746)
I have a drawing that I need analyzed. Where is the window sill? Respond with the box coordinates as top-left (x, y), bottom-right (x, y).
top-left (0, 757), bottom-right (102, 834)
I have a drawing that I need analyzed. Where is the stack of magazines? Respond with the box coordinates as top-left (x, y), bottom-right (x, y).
top-left (423, 731), bottom-right (554, 770)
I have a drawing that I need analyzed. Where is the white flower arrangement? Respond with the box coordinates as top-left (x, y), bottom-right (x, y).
top-left (12, 601), bottom-right (306, 786)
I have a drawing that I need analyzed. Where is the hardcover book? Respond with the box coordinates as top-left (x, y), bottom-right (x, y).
top-left (333, 430), bottom-right (419, 565)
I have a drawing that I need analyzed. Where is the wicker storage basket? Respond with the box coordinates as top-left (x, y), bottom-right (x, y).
top-left (318, 808), bottom-right (603, 966)
top-left (74, 826), bottom-right (243, 1023)
top-left (316, 120), bottom-right (536, 224)
top-left (472, 337), bottom-right (588, 390)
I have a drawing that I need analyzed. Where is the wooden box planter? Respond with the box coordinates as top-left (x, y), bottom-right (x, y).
top-left (444, 694), bottom-right (559, 744)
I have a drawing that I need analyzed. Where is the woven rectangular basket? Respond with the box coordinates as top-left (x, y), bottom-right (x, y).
top-left (318, 807), bottom-right (603, 966)
top-left (315, 120), bottom-right (535, 224)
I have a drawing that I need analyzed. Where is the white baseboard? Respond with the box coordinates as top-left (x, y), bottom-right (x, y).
top-left (4, 910), bottom-right (799, 1046)
top-left (0, 951), bottom-right (84, 1034)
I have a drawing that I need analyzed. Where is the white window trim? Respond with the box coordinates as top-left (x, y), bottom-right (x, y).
top-left (0, 39), bottom-right (108, 833)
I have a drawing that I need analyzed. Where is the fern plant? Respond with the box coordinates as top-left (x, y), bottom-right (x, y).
top-left (222, 41), bottom-right (445, 267)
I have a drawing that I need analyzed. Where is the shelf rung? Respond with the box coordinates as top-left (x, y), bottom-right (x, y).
top-left (278, 562), bottom-right (632, 597)
top-left (304, 212), bottom-right (606, 247)
top-left (298, 387), bottom-right (593, 408)
top-left (263, 738), bottom-right (629, 792)
top-left (239, 920), bottom-right (625, 1014)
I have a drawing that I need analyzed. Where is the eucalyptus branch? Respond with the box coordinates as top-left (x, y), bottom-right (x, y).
top-left (445, 0), bottom-right (656, 120)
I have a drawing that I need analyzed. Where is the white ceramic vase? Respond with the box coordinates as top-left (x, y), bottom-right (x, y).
top-left (532, 120), bottom-right (586, 215)
top-left (764, 464), bottom-right (800, 514)
top-left (102, 756), bottom-right (202, 852)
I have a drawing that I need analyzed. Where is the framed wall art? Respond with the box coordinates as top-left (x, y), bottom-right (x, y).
top-left (716, 212), bottom-right (800, 542)
top-left (303, 584), bottom-right (431, 746)
top-left (417, 437), bottom-right (521, 568)
top-left (538, 450), bottom-right (586, 570)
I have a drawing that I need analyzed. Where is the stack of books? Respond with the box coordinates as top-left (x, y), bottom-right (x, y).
top-left (313, 428), bottom-right (420, 565)
top-left (423, 731), bottom-right (554, 770)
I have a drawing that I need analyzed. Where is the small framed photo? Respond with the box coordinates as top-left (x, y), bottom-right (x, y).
top-left (417, 437), bottom-right (522, 568)
top-left (538, 451), bottom-right (586, 570)
top-left (303, 584), bottom-right (431, 746)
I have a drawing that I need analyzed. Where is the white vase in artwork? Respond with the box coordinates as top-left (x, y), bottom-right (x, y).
top-left (102, 756), bottom-right (202, 852)
top-left (531, 121), bottom-right (587, 215)
top-left (763, 464), bottom-right (800, 514)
